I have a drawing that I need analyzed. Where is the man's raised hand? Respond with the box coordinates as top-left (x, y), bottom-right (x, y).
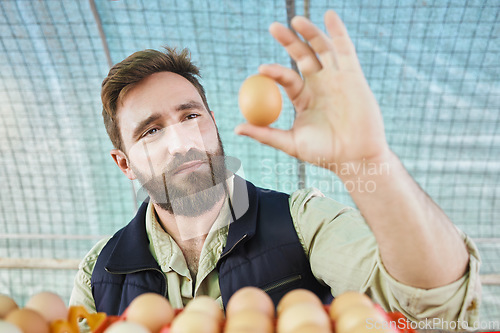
top-left (235, 10), bottom-right (390, 174)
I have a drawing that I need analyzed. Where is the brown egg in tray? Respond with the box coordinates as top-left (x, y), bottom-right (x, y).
top-left (0, 288), bottom-right (417, 333)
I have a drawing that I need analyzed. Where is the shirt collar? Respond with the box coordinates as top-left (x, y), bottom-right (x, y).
top-left (146, 176), bottom-right (237, 280)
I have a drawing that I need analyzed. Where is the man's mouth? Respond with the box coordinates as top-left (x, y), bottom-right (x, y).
top-left (173, 160), bottom-right (207, 175)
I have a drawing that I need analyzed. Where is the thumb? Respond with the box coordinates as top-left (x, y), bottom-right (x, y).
top-left (235, 123), bottom-right (296, 158)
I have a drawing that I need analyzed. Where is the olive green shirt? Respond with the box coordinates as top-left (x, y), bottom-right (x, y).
top-left (70, 179), bottom-right (481, 327)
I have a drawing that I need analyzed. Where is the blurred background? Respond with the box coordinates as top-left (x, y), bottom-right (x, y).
top-left (0, 0), bottom-right (498, 323)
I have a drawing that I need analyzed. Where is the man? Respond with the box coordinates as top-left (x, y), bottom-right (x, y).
top-left (70, 10), bottom-right (481, 326)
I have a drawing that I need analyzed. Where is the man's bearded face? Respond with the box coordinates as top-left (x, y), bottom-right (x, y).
top-left (132, 139), bottom-right (227, 217)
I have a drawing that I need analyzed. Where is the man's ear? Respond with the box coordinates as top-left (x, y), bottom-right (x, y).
top-left (111, 149), bottom-right (136, 180)
top-left (210, 110), bottom-right (216, 125)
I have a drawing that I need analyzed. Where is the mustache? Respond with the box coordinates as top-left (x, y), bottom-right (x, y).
top-left (164, 149), bottom-right (214, 176)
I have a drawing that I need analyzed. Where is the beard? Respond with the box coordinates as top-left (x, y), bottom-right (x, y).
top-left (133, 138), bottom-right (228, 217)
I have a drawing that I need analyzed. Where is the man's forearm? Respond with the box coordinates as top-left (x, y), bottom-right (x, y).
top-left (336, 150), bottom-right (469, 289)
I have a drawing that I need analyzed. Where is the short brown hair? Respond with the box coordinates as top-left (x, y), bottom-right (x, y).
top-left (101, 47), bottom-right (209, 151)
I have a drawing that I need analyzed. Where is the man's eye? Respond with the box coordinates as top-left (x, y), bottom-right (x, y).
top-left (143, 128), bottom-right (159, 137)
top-left (185, 113), bottom-right (200, 120)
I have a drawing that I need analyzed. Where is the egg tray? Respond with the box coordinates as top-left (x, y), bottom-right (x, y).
top-left (93, 305), bottom-right (418, 333)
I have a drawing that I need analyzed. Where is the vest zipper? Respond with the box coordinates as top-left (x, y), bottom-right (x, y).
top-left (219, 234), bottom-right (248, 261)
top-left (262, 274), bottom-right (302, 293)
top-left (105, 267), bottom-right (168, 297)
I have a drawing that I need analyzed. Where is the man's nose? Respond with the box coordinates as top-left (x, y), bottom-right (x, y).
top-left (164, 123), bottom-right (199, 156)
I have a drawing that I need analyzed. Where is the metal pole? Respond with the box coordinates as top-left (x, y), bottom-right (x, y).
top-left (285, 0), bottom-right (307, 189)
top-left (89, 0), bottom-right (138, 211)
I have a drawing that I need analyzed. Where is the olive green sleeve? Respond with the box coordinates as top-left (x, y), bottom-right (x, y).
top-left (289, 187), bottom-right (481, 327)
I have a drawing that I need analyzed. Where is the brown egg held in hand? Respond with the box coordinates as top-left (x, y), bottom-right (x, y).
top-left (239, 74), bottom-right (282, 126)
top-left (5, 308), bottom-right (50, 333)
top-left (0, 295), bottom-right (18, 319)
top-left (25, 291), bottom-right (68, 323)
top-left (125, 293), bottom-right (174, 333)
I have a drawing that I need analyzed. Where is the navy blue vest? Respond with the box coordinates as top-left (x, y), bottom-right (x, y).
top-left (91, 177), bottom-right (333, 315)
